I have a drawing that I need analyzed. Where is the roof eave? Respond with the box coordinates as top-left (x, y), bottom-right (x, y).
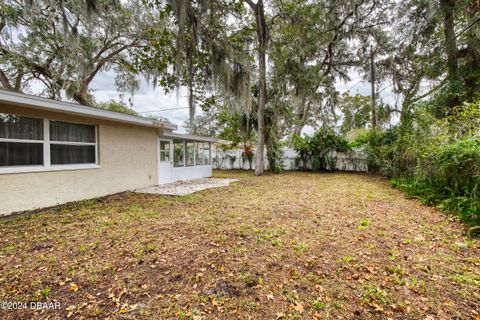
top-left (162, 132), bottom-right (220, 143)
top-left (0, 90), bottom-right (178, 130)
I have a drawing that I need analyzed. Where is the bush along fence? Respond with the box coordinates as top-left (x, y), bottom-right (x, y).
top-left (212, 147), bottom-right (368, 172)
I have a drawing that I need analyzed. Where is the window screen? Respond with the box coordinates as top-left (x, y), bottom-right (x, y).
top-left (186, 142), bottom-right (194, 166)
top-left (203, 142), bottom-right (211, 165)
top-left (0, 142), bottom-right (43, 166)
top-left (195, 142), bottom-right (202, 165)
top-left (0, 113), bottom-right (43, 140)
top-left (50, 145), bottom-right (96, 165)
top-left (0, 114), bottom-right (44, 167)
top-left (50, 121), bottom-right (95, 142)
top-left (49, 120), bottom-right (96, 165)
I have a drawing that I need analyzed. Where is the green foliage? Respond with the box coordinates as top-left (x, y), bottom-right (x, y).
top-left (339, 93), bottom-right (392, 136)
top-left (360, 97), bottom-right (480, 227)
top-left (292, 134), bottom-right (311, 170)
top-left (292, 128), bottom-right (350, 171)
top-left (391, 137), bottom-right (480, 226)
top-left (1, 0), bottom-right (162, 104)
top-left (217, 111), bottom-right (257, 146)
top-left (97, 101), bottom-right (139, 116)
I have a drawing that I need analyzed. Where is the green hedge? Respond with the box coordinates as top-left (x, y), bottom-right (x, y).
top-left (391, 137), bottom-right (480, 226)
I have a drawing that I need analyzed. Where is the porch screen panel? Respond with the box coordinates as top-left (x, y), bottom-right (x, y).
top-left (194, 142), bottom-right (202, 165)
top-left (173, 140), bottom-right (185, 167)
top-left (196, 142), bottom-right (209, 165)
top-left (204, 142), bottom-right (211, 165)
top-left (186, 142), bottom-right (194, 166)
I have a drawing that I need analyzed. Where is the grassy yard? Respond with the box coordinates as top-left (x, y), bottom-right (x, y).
top-left (0, 171), bottom-right (479, 319)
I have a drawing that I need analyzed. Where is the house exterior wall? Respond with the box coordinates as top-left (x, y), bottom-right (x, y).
top-left (0, 103), bottom-right (160, 216)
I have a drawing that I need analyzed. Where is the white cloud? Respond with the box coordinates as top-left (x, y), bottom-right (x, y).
top-left (90, 71), bottom-right (192, 133)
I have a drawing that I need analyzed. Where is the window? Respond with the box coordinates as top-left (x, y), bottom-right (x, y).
top-left (0, 113), bottom-right (98, 172)
top-left (159, 141), bottom-right (170, 162)
top-left (50, 121), bottom-right (96, 165)
top-left (173, 140), bottom-right (184, 167)
top-left (186, 141), bottom-right (194, 166)
top-left (195, 142), bottom-right (211, 165)
top-left (194, 142), bottom-right (201, 165)
top-left (201, 142), bottom-right (211, 165)
top-left (0, 114), bottom-right (44, 166)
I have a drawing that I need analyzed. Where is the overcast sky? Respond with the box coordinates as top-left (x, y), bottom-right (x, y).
top-left (88, 69), bottom-right (397, 134)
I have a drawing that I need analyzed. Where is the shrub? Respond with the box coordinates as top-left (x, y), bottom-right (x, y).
top-left (293, 128), bottom-right (350, 171)
top-left (365, 97), bottom-right (480, 227)
top-left (391, 137), bottom-right (480, 226)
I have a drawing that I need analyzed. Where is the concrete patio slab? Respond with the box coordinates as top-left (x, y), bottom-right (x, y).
top-left (135, 178), bottom-right (238, 196)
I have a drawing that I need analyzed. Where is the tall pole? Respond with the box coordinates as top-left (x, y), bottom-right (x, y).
top-left (370, 47), bottom-right (377, 130)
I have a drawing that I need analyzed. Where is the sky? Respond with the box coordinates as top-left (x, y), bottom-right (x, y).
top-left (88, 69), bottom-right (397, 134)
top-left (89, 70), bottom-right (192, 133)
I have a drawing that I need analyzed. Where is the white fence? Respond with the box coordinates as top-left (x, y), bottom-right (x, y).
top-left (212, 147), bottom-right (368, 172)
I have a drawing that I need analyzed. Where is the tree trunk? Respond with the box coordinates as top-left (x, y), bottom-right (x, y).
top-left (73, 85), bottom-right (91, 106)
top-left (289, 97), bottom-right (309, 146)
top-left (250, 0), bottom-right (267, 176)
top-left (440, 0), bottom-right (461, 111)
top-left (440, 0), bottom-right (459, 82)
top-left (370, 47), bottom-right (377, 130)
top-left (187, 45), bottom-right (196, 132)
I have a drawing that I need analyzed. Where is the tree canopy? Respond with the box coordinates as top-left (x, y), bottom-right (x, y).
top-left (1, 0), bottom-right (479, 175)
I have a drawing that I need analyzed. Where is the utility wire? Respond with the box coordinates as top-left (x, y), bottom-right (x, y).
top-left (373, 0), bottom-right (455, 95)
top-left (376, 15), bottom-right (480, 97)
top-left (346, 78), bottom-right (364, 92)
top-left (139, 106), bottom-right (191, 113)
top-left (431, 15), bottom-right (480, 56)
top-left (346, 5), bottom-right (450, 95)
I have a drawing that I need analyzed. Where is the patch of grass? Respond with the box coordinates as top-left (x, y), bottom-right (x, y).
top-left (1, 243), bottom-right (16, 253)
top-left (234, 245), bottom-right (248, 254)
top-left (215, 234), bottom-right (228, 245)
top-left (386, 265), bottom-right (407, 285)
top-left (227, 211), bottom-right (237, 218)
top-left (35, 286), bottom-right (51, 300)
top-left (271, 239), bottom-right (281, 246)
top-left (451, 272), bottom-right (480, 287)
top-left (340, 255), bottom-right (356, 264)
top-left (362, 286), bottom-right (389, 306)
top-left (358, 219), bottom-right (369, 230)
top-left (239, 273), bottom-right (257, 287)
top-left (0, 171), bottom-right (478, 319)
top-left (311, 300), bottom-right (326, 311)
top-left (134, 243), bottom-right (159, 261)
top-left (365, 242), bottom-right (376, 250)
top-left (305, 272), bottom-right (322, 284)
top-left (295, 242), bottom-right (309, 254)
top-left (387, 248), bottom-right (400, 261)
top-left (257, 230), bottom-right (275, 242)
top-left (242, 300), bottom-right (260, 311)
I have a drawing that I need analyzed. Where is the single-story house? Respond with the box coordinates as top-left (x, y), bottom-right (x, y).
top-left (0, 90), bottom-right (218, 216)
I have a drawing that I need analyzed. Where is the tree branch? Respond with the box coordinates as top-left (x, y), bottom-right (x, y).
top-left (244, 0), bottom-right (257, 10)
top-left (0, 68), bottom-right (13, 90)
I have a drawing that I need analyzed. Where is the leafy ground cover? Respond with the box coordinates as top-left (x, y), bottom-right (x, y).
top-left (0, 171), bottom-right (479, 319)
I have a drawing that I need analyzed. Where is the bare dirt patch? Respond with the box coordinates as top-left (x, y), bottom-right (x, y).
top-left (0, 171), bottom-right (478, 319)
